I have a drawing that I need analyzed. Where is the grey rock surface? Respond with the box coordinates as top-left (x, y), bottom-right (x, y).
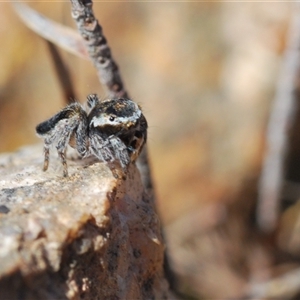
top-left (0, 144), bottom-right (169, 299)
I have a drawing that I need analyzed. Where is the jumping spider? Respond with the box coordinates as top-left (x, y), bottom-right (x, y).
top-left (36, 94), bottom-right (147, 177)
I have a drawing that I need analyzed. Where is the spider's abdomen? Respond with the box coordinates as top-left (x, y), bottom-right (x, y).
top-left (36, 103), bottom-right (86, 136)
top-left (36, 110), bottom-right (70, 135)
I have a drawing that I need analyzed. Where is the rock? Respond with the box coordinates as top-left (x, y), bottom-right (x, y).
top-left (0, 144), bottom-right (170, 299)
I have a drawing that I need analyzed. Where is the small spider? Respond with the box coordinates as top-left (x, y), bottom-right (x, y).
top-left (36, 94), bottom-right (147, 177)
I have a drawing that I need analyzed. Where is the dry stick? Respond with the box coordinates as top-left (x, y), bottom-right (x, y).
top-left (70, 0), bottom-right (128, 98)
top-left (46, 41), bottom-right (77, 104)
top-left (257, 3), bottom-right (300, 233)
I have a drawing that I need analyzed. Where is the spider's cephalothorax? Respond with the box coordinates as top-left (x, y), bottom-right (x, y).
top-left (36, 94), bottom-right (147, 177)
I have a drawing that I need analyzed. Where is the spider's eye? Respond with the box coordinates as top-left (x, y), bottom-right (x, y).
top-left (109, 116), bottom-right (115, 122)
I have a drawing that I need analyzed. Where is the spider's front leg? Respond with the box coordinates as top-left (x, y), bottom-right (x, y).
top-left (36, 103), bottom-right (88, 177)
top-left (108, 135), bottom-right (131, 169)
top-left (89, 134), bottom-right (115, 164)
top-left (88, 133), bottom-right (129, 179)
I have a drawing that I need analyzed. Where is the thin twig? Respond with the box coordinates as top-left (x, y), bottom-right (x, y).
top-left (46, 41), bottom-right (77, 104)
top-left (70, 0), bottom-right (128, 98)
top-left (257, 3), bottom-right (300, 233)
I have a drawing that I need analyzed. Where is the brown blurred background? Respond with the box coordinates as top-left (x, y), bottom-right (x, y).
top-left (0, 2), bottom-right (296, 299)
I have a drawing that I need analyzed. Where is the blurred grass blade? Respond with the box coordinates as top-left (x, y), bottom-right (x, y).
top-left (13, 2), bottom-right (89, 60)
top-left (257, 3), bottom-right (300, 233)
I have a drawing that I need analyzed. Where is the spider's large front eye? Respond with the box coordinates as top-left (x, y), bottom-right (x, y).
top-left (109, 116), bottom-right (115, 122)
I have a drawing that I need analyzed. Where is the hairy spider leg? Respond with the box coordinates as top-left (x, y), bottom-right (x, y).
top-left (74, 114), bottom-right (89, 157)
top-left (108, 136), bottom-right (130, 168)
top-left (43, 144), bottom-right (50, 172)
top-left (36, 103), bottom-right (88, 177)
top-left (86, 94), bottom-right (99, 110)
top-left (55, 118), bottom-right (81, 177)
top-left (40, 129), bottom-right (62, 173)
top-left (89, 134), bottom-right (115, 164)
